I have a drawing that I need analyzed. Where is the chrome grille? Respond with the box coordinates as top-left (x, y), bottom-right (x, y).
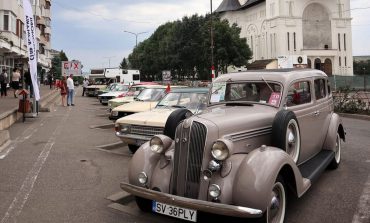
top-left (130, 125), bottom-right (164, 136)
top-left (172, 121), bottom-right (207, 199)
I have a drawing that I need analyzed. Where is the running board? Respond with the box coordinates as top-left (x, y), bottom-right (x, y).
top-left (298, 150), bottom-right (335, 183)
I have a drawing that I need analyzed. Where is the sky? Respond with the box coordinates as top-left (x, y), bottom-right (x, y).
top-left (51, 0), bottom-right (370, 72)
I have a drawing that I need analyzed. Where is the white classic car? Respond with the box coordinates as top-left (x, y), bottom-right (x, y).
top-left (98, 84), bottom-right (130, 104)
top-left (115, 88), bottom-right (209, 153)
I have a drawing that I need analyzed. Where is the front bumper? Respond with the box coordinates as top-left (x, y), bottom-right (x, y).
top-left (120, 183), bottom-right (263, 218)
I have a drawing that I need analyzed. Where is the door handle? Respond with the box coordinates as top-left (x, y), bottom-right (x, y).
top-left (314, 111), bottom-right (320, 116)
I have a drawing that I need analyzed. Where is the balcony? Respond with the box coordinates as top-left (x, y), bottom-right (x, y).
top-left (36, 17), bottom-right (45, 26)
top-left (45, 27), bottom-right (51, 34)
top-left (43, 8), bottom-right (51, 18)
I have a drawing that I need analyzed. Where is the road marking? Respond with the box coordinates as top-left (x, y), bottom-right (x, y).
top-left (0, 112), bottom-right (69, 223)
top-left (352, 175), bottom-right (370, 223)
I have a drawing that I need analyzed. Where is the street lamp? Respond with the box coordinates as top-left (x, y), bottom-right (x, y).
top-left (210, 0), bottom-right (215, 81)
top-left (123, 30), bottom-right (148, 47)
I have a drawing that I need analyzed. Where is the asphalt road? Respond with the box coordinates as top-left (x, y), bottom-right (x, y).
top-left (0, 89), bottom-right (369, 223)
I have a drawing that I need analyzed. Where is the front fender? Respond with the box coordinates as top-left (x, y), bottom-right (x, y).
top-left (128, 141), bottom-right (161, 186)
top-left (231, 147), bottom-right (308, 211)
top-left (323, 113), bottom-right (345, 151)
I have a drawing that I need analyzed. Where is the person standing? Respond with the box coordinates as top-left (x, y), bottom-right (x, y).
top-left (67, 74), bottom-right (75, 106)
top-left (60, 76), bottom-right (67, 106)
top-left (11, 68), bottom-right (21, 98)
top-left (47, 73), bottom-right (53, 89)
top-left (82, 78), bottom-right (89, 96)
top-left (0, 69), bottom-right (8, 97)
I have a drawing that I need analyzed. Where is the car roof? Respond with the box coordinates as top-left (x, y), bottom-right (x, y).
top-left (169, 87), bottom-right (209, 93)
top-left (132, 82), bottom-right (159, 86)
top-left (214, 69), bottom-right (327, 85)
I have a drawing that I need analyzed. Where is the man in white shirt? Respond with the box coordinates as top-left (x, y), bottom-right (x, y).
top-left (82, 78), bottom-right (89, 96)
top-left (66, 74), bottom-right (75, 106)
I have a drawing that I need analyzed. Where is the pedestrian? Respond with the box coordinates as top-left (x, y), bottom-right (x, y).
top-left (82, 78), bottom-right (89, 96)
top-left (60, 76), bottom-right (67, 106)
top-left (48, 73), bottom-right (53, 89)
top-left (24, 69), bottom-right (33, 98)
top-left (67, 74), bottom-right (75, 106)
top-left (11, 68), bottom-right (21, 98)
top-left (0, 69), bottom-right (8, 97)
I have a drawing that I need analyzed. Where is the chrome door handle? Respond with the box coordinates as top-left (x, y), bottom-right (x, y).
top-left (314, 111), bottom-right (320, 116)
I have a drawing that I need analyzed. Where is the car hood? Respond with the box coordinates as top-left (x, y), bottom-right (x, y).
top-left (193, 104), bottom-right (278, 138)
top-left (109, 96), bottom-right (135, 103)
top-left (116, 108), bottom-right (176, 127)
top-left (112, 101), bottom-right (159, 113)
top-left (100, 91), bottom-right (127, 97)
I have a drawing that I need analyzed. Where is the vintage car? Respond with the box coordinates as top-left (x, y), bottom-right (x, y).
top-left (107, 82), bottom-right (160, 111)
top-left (115, 88), bottom-right (209, 153)
top-left (97, 84), bottom-right (130, 105)
top-left (120, 69), bottom-right (345, 223)
top-left (109, 85), bottom-right (168, 120)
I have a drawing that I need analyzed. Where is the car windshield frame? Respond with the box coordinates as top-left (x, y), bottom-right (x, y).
top-left (135, 88), bottom-right (166, 101)
top-left (209, 81), bottom-right (283, 108)
top-left (156, 92), bottom-right (208, 110)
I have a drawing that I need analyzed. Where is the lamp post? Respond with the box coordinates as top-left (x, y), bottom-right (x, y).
top-left (123, 30), bottom-right (148, 47)
top-left (210, 0), bottom-right (215, 82)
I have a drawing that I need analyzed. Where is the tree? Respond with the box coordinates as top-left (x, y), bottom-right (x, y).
top-left (127, 14), bottom-right (252, 81)
top-left (119, 57), bottom-right (129, 69)
top-left (353, 60), bottom-right (370, 75)
top-left (49, 50), bottom-right (69, 79)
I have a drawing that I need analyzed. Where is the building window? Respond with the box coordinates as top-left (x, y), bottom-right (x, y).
top-left (345, 56), bottom-right (347, 66)
top-left (344, 34), bottom-right (346, 51)
top-left (3, 11), bottom-right (17, 33)
top-left (338, 33), bottom-right (341, 51)
top-left (16, 19), bottom-right (24, 38)
top-left (251, 35), bottom-right (253, 53)
top-left (339, 56), bottom-right (341, 67)
top-left (293, 32), bottom-right (296, 51)
top-left (287, 32), bottom-right (290, 51)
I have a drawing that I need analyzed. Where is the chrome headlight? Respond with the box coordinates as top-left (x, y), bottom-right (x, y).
top-left (120, 124), bottom-right (131, 133)
top-left (138, 172), bottom-right (148, 185)
top-left (111, 110), bottom-right (118, 117)
top-left (150, 136), bottom-right (164, 154)
top-left (211, 141), bottom-right (229, 161)
top-left (208, 184), bottom-right (221, 198)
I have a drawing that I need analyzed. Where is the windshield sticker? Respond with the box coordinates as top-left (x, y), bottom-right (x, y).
top-left (210, 82), bottom-right (226, 103)
top-left (268, 92), bottom-right (281, 107)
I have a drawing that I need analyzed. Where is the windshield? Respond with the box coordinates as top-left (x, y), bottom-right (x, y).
top-left (157, 92), bottom-right (208, 110)
top-left (136, 88), bottom-right (166, 101)
top-left (113, 84), bottom-right (129, 92)
top-left (210, 81), bottom-right (282, 107)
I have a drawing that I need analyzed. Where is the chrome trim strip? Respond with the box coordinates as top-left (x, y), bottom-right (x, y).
top-left (121, 183), bottom-right (263, 218)
top-left (228, 127), bottom-right (272, 141)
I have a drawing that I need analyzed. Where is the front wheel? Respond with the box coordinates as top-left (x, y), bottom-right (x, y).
top-left (260, 176), bottom-right (287, 223)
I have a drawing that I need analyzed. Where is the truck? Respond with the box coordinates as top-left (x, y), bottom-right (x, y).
top-left (104, 68), bottom-right (140, 85)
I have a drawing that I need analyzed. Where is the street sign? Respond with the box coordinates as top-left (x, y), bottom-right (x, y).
top-left (62, 61), bottom-right (82, 76)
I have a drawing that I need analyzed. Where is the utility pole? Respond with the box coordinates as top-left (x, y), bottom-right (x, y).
top-left (103, 56), bottom-right (115, 68)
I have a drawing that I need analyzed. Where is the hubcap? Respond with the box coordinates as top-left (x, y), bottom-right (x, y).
top-left (286, 120), bottom-right (300, 163)
top-left (267, 182), bottom-right (286, 223)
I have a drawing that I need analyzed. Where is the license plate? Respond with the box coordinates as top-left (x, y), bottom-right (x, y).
top-left (152, 201), bottom-right (197, 222)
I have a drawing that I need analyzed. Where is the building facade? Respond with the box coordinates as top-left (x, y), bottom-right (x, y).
top-left (216, 0), bottom-right (353, 75)
top-left (0, 0), bottom-right (52, 79)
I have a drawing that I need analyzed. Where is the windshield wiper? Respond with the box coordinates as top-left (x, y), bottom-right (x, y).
top-left (171, 105), bottom-right (186, 108)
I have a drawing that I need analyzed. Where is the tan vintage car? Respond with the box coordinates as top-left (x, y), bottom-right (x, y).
top-left (115, 88), bottom-right (209, 153)
top-left (120, 69), bottom-right (345, 223)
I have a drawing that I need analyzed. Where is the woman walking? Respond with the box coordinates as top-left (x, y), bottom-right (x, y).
top-left (11, 68), bottom-right (21, 98)
top-left (60, 76), bottom-right (67, 106)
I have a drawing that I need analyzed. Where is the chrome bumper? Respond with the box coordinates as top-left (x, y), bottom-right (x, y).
top-left (115, 132), bottom-right (152, 141)
top-left (120, 183), bottom-right (263, 218)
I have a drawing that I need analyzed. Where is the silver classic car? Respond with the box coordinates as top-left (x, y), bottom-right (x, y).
top-left (120, 69), bottom-right (345, 223)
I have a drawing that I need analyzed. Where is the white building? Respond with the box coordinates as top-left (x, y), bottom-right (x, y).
top-left (0, 0), bottom-right (52, 78)
top-left (216, 0), bottom-right (353, 75)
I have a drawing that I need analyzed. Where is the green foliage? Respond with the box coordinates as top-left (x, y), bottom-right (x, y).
top-left (333, 87), bottom-right (370, 115)
top-left (49, 50), bottom-right (69, 79)
top-left (120, 57), bottom-right (129, 69)
top-left (128, 14), bottom-right (251, 81)
top-left (353, 60), bottom-right (370, 75)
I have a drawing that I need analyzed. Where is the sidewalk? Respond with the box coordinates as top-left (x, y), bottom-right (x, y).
top-left (0, 85), bottom-right (60, 131)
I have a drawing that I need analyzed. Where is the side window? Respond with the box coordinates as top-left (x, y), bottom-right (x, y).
top-left (287, 81), bottom-right (311, 107)
top-left (327, 79), bottom-right (332, 96)
top-left (314, 79), bottom-right (326, 100)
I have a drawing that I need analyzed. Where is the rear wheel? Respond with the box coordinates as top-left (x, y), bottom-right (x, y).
top-left (128, 144), bottom-right (139, 154)
top-left (328, 133), bottom-right (341, 169)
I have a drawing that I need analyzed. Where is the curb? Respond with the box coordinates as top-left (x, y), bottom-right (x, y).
top-left (339, 113), bottom-right (370, 121)
top-left (0, 130), bottom-right (10, 149)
